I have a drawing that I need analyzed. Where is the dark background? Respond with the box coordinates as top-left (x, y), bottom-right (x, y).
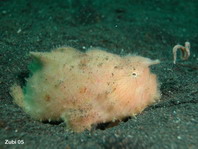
top-left (0, 0), bottom-right (198, 148)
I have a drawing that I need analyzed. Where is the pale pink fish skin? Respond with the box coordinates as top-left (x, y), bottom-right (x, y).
top-left (10, 47), bottom-right (161, 132)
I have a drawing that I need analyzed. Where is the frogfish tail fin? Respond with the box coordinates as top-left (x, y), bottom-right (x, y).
top-left (10, 84), bottom-right (25, 109)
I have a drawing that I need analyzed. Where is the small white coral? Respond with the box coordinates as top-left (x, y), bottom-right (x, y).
top-left (173, 41), bottom-right (190, 64)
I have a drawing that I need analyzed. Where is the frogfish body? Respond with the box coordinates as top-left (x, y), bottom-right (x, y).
top-left (10, 47), bottom-right (161, 132)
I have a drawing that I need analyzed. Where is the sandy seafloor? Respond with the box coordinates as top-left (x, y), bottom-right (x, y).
top-left (0, 0), bottom-right (198, 148)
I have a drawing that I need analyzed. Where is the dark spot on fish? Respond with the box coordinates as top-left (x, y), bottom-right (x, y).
top-left (114, 65), bottom-right (123, 69)
top-left (79, 87), bottom-right (87, 94)
top-left (44, 94), bottom-right (51, 102)
top-left (79, 63), bottom-right (87, 69)
top-left (70, 65), bottom-right (74, 71)
top-left (97, 63), bottom-right (103, 67)
top-left (112, 88), bottom-right (116, 92)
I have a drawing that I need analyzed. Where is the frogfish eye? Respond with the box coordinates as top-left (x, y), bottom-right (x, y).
top-left (132, 72), bottom-right (137, 77)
